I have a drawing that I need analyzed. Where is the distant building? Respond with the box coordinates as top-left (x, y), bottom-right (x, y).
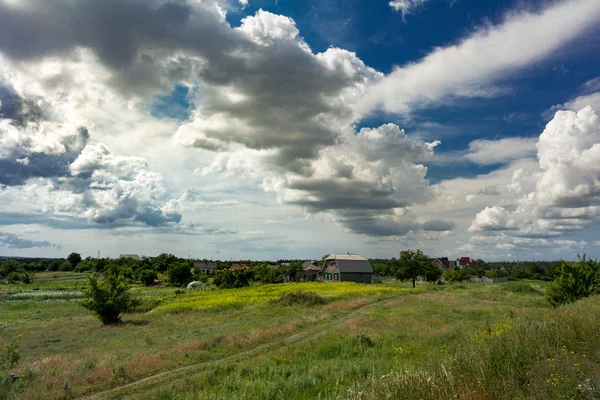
top-left (295, 261), bottom-right (321, 282)
top-left (458, 257), bottom-right (477, 268)
top-left (120, 254), bottom-right (141, 261)
top-left (427, 257), bottom-right (452, 271)
top-left (322, 254), bottom-right (373, 283)
top-left (193, 261), bottom-right (217, 274)
top-left (229, 263), bottom-right (249, 271)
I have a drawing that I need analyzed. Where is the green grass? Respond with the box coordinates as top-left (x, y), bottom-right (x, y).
top-left (3, 274), bottom-right (597, 400)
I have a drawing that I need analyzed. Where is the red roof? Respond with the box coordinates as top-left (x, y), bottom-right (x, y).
top-left (229, 263), bottom-right (249, 271)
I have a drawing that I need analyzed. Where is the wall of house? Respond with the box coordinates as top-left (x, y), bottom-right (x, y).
top-left (296, 271), bottom-right (318, 281)
top-left (340, 272), bottom-right (372, 283)
top-left (323, 263), bottom-right (340, 282)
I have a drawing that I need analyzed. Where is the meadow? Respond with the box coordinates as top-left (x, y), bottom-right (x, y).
top-left (2, 274), bottom-right (599, 399)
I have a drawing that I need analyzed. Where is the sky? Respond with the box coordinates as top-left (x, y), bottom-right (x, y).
top-left (1, 0), bottom-right (600, 261)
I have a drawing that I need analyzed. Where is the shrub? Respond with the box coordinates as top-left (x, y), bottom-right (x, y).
top-left (137, 269), bottom-right (157, 286)
top-left (484, 268), bottom-right (508, 278)
top-left (167, 261), bottom-right (193, 287)
top-left (213, 269), bottom-right (252, 289)
top-left (0, 336), bottom-right (20, 369)
top-left (81, 269), bottom-right (141, 325)
top-left (443, 269), bottom-right (471, 283)
top-left (276, 291), bottom-right (326, 306)
top-left (545, 255), bottom-right (600, 307)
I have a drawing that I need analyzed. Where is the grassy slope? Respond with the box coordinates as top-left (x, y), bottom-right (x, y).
top-left (4, 275), bottom-right (597, 400)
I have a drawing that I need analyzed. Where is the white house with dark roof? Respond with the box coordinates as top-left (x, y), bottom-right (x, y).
top-left (322, 254), bottom-right (373, 283)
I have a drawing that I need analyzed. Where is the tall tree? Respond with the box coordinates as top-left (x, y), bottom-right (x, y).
top-left (394, 249), bottom-right (441, 288)
top-left (67, 252), bottom-right (82, 270)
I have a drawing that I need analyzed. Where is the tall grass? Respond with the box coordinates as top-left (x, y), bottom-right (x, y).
top-left (345, 296), bottom-right (600, 400)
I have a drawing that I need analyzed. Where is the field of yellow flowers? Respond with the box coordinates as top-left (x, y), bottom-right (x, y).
top-left (153, 282), bottom-right (400, 313)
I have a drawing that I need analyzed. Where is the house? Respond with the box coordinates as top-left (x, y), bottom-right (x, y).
top-left (229, 263), bottom-right (249, 271)
top-left (322, 254), bottom-right (373, 283)
top-left (295, 261), bottom-right (321, 282)
top-left (193, 261), bottom-right (217, 274)
top-left (120, 254), bottom-right (140, 261)
top-left (427, 257), bottom-right (452, 271)
top-left (458, 257), bottom-right (477, 268)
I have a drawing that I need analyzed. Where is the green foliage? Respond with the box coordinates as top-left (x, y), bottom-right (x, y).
top-left (67, 252), bottom-right (82, 269)
top-left (213, 269), bottom-right (252, 289)
top-left (253, 264), bottom-right (283, 284)
top-left (545, 255), bottom-right (600, 307)
top-left (152, 253), bottom-right (179, 273)
top-left (81, 268), bottom-right (141, 325)
top-left (120, 267), bottom-right (134, 282)
top-left (0, 336), bottom-right (20, 369)
top-left (0, 259), bottom-right (20, 279)
top-left (276, 291), bottom-right (326, 306)
top-left (484, 268), bottom-right (508, 278)
top-left (394, 249), bottom-right (441, 287)
top-left (443, 268), bottom-right (472, 283)
top-left (137, 269), bottom-right (158, 286)
top-left (167, 260), bottom-right (194, 287)
top-left (0, 259), bottom-right (33, 283)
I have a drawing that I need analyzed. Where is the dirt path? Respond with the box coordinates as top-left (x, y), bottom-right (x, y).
top-left (78, 297), bottom-right (396, 400)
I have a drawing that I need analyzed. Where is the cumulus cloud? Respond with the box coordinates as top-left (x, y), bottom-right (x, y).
top-left (358, 0), bottom-right (600, 114)
top-left (0, 232), bottom-right (56, 248)
top-left (470, 106), bottom-right (600, 237)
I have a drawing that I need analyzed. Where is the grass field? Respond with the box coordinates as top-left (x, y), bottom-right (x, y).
top-left (2, 274), bottom-right (599, 399)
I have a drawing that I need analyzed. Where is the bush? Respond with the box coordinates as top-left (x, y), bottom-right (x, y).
top-left (81, 269), bottom-right (141, 325)
top-left (167, 261), bottom-right (194, 287)
top-left (545, 255), bottom-right (600, 307)
top-left (120, 267), bottom-right (134, 282)
top-left (443, 269), bottom-right (471, 283)
top-left (213, 269), bottom-right (252, 289)
top-left (484, 268), bottom-right (508, 278)
top-left (0, 336), bottom-right (20, 369)
top-left (137, 269), bottom-right (157, 286)
top-left (276, 291), bottom-right (326, 306)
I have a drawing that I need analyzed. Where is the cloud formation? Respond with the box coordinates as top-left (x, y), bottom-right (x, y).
top-left (470, 106), bottom-right (600, 237)
top-left (0, 232), bottom-right (56, 249)
top-left (389, 0), bottom-right (427, 20)
top-left (359, 0), bottom-right (600, 114)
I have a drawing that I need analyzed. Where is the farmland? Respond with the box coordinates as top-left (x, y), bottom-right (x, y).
top-left (2, 274), bottom-right (600, 399)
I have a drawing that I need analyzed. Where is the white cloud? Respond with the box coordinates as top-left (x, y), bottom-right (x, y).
top-left (389, 0), bottom-right (427, 20)
top-left (470, 106), bottom-right (600, 237)
top-left (465, 137), bottom-right (538, 165)
top-left (358, 0), bottom-right (600, 114)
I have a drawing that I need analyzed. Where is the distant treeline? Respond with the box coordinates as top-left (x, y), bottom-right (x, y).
top-left (1, 254), bottom-right (562, 284)
top-left (0, 254), bottom-right (307, 287)
top-left (370, 258), bottom-right (560, 281)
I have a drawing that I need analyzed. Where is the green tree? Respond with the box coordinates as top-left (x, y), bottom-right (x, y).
top-left (443, 268), bottom-right (472, 283)
top-left (81, 268), bottom-right (140, 325)
top-left (394, 249), bottom-right (441, 288)
top-left (167, 260), bottom-right (193, 287)
top-left (213, 269), bottom-right (252, 289)
top-left (0, 259), bottom-right (20, 279)
top-left (137, 269), bottom-right (157, 286)
top-left (152, 253), bottom-right (178, 273)
top-left (545, 255), bottom-right (600, 307)
top-left (67, 252), bottom-right (82, 270)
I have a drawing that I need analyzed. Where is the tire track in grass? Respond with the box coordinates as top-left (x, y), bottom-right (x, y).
top-left (78, 296), bottom-right (399, 400)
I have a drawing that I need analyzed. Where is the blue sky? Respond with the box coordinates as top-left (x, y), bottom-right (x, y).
top-left (1, 0), bottom-right (600, 261)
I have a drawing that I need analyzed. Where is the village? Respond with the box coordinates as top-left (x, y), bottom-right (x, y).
top-left (184, 254), bottom-right (497, 284)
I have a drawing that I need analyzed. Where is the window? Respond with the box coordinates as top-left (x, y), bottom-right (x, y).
top-left (334, 273), bottom-right (339, 281)
top-left (326, 273), bottom-right (331, 280)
